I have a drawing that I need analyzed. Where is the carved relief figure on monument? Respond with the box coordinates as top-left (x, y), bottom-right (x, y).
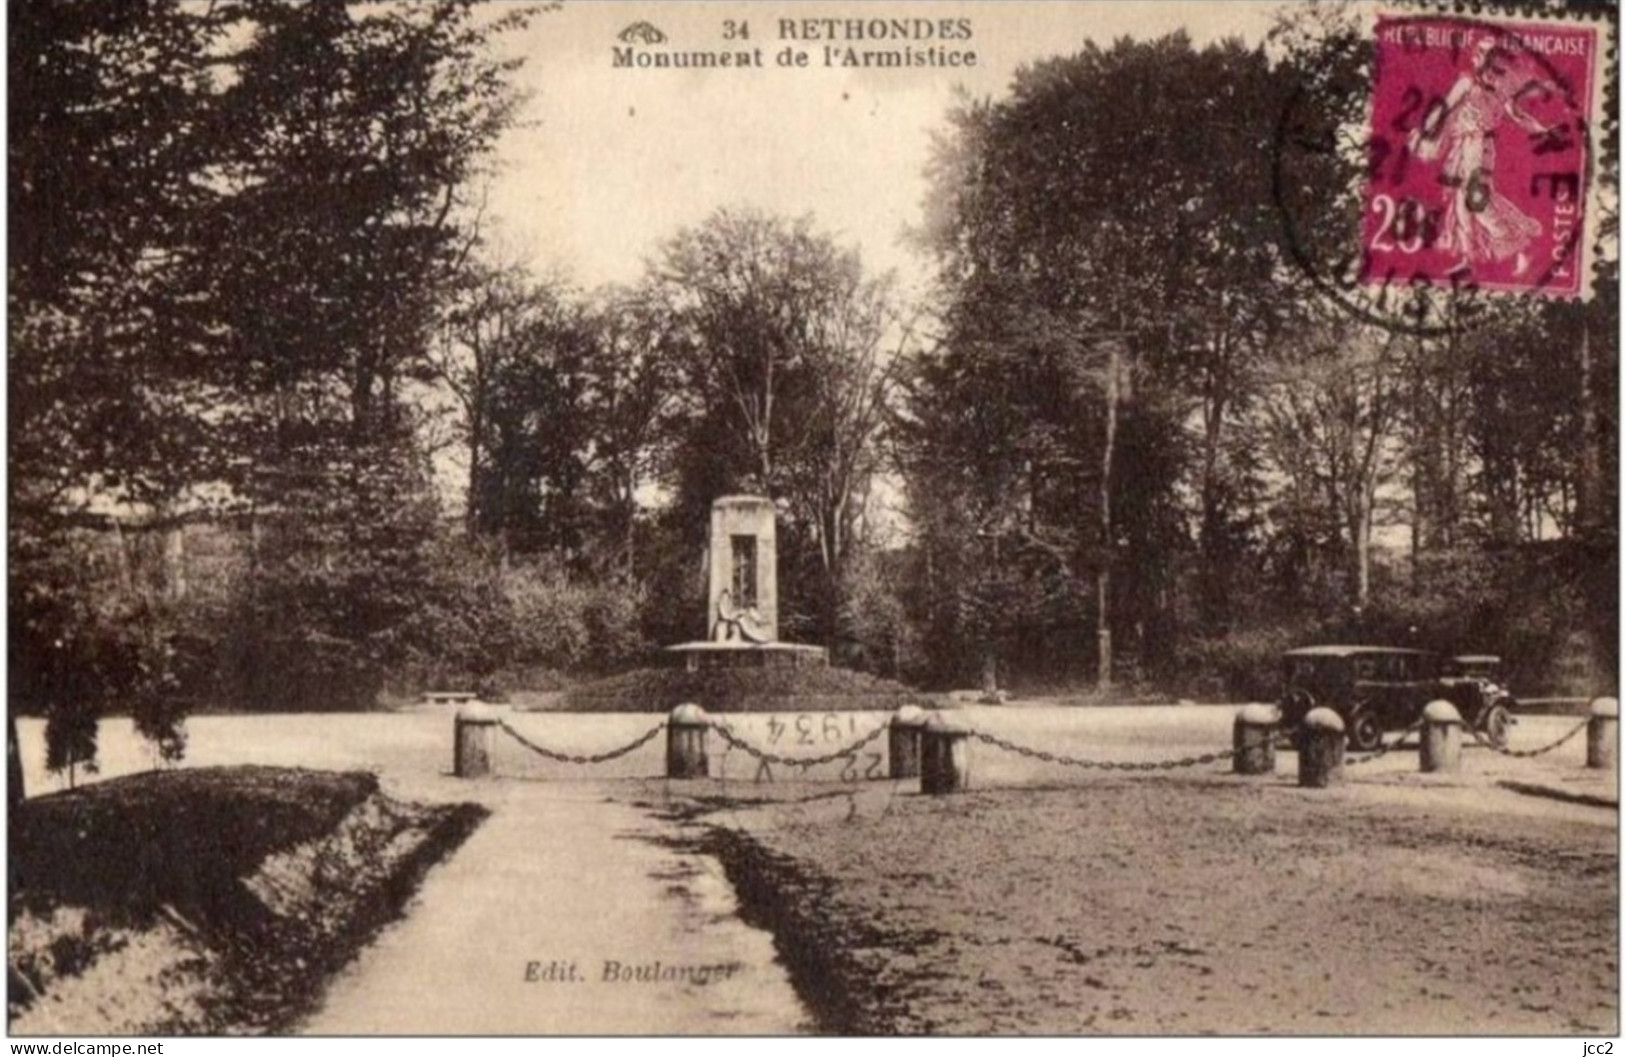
top-left (712, 588), bottom-right (771, 644)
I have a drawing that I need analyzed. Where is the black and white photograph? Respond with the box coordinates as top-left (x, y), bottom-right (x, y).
top-left (7, 0), bottom-right (1620, 1043)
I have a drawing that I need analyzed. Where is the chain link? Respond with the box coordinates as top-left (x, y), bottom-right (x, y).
top-left (1469, 715), bottom-right (1590, 758)
top-left (497, 719), bottom-right (667, 765)
top-left (709, 719), bottom-right (889, 770)
top-left (967, 730), bottom-right (1235, 771)
top-left (1345, 720), bottom-right (1425, 767)
top-left (489, 712), bottom-right (1588, 776)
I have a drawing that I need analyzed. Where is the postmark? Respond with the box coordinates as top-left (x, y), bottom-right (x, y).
top-left (1273, 7), bottom-right (1610, 335)
top-left (12, 1), bottom-right (1620, 1039)
top-left (1365, 15), bottom-right (1598, 298)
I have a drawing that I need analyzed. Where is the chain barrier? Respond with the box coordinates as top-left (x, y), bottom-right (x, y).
top-left (709, 718), bottom-right (890, 772)
top-left (1345, 720), bottom-right (1425, 767)
top-left (497, 719), bottom-right (667, 765)
top-left (489, 709), bottom-right (1594, 781)
top-left (1469, 715), bottom-right (1590, 758)
top-left (966, 729), bottom-right (1235, 771)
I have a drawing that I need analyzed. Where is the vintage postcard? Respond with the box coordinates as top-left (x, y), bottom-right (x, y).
top-left (7, 0), bottom-right (1618, 1045)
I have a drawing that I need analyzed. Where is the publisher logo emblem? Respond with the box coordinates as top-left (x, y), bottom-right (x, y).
top-left (617, 22), bottom-right (666, 45)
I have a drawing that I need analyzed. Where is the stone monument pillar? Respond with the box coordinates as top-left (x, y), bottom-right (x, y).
top-left (707, 496), bottom-right (778, 643)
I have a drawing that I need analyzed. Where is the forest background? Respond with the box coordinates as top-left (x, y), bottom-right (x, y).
top-left (10, 1), bottom-right (1618, 776)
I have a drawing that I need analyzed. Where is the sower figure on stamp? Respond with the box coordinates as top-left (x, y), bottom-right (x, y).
top-left (1410, 36), bottom-right (1557, 277)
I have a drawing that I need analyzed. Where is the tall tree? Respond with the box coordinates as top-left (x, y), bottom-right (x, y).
top-left (896, 324), bottom-right (1097, 690)
top-left (10, 1), bottom-right (228, 780)
top-left (196, 0), bottom-right (532, 708)
top-left (1258, 314), bottom-right (1406, 613)
top-left (204, 0), bottom-right (531, 479)
top-left (430, 260), bottom-right (583, 541)
top-left (10, 1), bottom-right (231, 519)
top-left (9, 0), bottom-right (535, 748)
top-left (581, 284), bottom-right (689, 580)
top-left (914, 34), bottom-right (1291, 683)
top-left (654, 207), bottom-right (903, 645)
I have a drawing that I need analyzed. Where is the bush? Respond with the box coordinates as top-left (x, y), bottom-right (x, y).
top-left (1167, 543), bottom-right (1617, 702)
top-left (10, 526), bottom-right (188, 775)
top-left (1174, 624), bottom-right (1309, 702)
top-left (387, 546), bottom-right (646, 695)
top-left (503, 561), bottom-right (593, 672)
top-left (835, 548), bottom-right (918, 681)
top-left (1360, 545), bottom-right (1610, 696)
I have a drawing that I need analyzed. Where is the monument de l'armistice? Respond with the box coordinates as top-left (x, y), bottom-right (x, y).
top-left (561, 496), bottom-right (927, 713)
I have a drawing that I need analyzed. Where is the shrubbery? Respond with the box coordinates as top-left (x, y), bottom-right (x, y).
top-left (14, 513), bottom-right (651, 749)
top-left (391, 546), bottom-right (646, 696)
top-left (1174, 625), bottom-right (1312, 703)
top-left (13, 505), bottom-right (1612, 790)
top-left (1163, 544), bottom-right (1612, 701)
top-left (10, 527), bottom-right (188, 780)
top-left (177, 534), bottom-right (648, 710)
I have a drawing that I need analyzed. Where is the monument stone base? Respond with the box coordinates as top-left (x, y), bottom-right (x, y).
top-left (666, 641), bottom-right (829, 672)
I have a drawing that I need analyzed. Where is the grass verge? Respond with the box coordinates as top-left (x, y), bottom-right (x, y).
top-left (8, 766), bottom-right (486, 1035)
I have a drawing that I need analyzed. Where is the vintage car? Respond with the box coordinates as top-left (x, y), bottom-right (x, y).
top-left (1278, 645), bottom-right (1515, 752)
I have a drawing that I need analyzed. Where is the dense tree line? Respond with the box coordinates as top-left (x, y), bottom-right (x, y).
top-left (902, 10), bottom-right (1617, 695)
top-left (10, 3), bottom-right (1617, 787)
top-left (10, 0), bottom-right (535, 779)
top-left (427, 208), bottom-right (911, 654)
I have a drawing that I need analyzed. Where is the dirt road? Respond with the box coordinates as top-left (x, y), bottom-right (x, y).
top-left (703, 775), bottom-right (1617, 1034)
top-left (15, 706), bottom-right (1614, 1035)
top-left (298, 781), bottom-right (809, 1035)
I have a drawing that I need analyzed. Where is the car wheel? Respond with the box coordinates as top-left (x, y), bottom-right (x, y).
top-left (1346, 709), bottom-right (1383, 753)
top-left (1480, 703), bottom-right (1511, 750)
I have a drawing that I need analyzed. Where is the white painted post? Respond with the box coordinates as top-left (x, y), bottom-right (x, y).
top-left (454, 702), bottom-right (499, 778)
top-left (1420, 699), bottom-right (1463, 774)
top-left (666, 703), bottom-right (710, 779)
top-left (889, 705), bottom-right (927, 780)
top-left (1587, 698), bottom-right (1618, 770)
top-left (1233, 704), bottom-right (1280, 776)
top-left (1298, 708), bottom-right (1345, 788)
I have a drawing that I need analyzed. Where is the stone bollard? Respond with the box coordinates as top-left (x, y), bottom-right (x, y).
top-left (666, 703), bottom-right (710, 779)
top-left (454, 702), bottom-right (499, 778)
top-left (1297, 707), bottom-right (1345, 788)
top-left (920, 713), bottom-right (972, 795)
top-left (1420, 699), bottom-right (1463, 774)
top-left (1587, 698), bottom-right (1618, 770)
top-left (1232, 704), bottom-right (1280, 776)
top-left (889, 705), bottom-right (927, 779)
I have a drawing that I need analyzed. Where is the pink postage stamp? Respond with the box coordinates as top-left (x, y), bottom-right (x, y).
top-left (1363, 13), bottom-right (1603, 299)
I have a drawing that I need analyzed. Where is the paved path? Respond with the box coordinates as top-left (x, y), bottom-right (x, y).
top-left (299, 781), bottom-right (809, 1035)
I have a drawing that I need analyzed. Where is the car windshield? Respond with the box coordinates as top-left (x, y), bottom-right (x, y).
top-left (1452, 659), bottom-right (1498, 677)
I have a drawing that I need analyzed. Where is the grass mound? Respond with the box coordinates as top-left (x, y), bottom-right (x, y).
top-left (8, 766), bottom-right (486, 1034)
top-left (11, 768), bottom-right (376, 922)
top-left (557, 664), bottom-right (931, 713)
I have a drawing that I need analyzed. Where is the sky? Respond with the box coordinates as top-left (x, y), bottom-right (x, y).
top-left (479, 1), bottom-right (1286, 298)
